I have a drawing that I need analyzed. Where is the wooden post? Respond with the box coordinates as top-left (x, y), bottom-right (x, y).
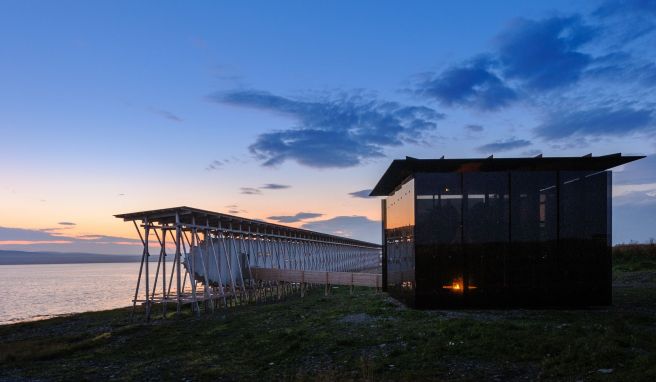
top-left (149, 228), bottom-right (164, 316)
top-left (161, 228), bottom-right (167, 317)
top-left (201, 229), bottom-right (214, 313)
top-left (218, 221), bottom-right (238, 306)
top-left (208, 233), bottom-right (227, 307)
top-left (183, 229), bottom-right (200, 316)
top-left (350, 272), bottom-right (354, 295)
top-left (175, 213), bottom-right (182, 314)
top-left (144, 218), bottom-right (151, 321)
top-left (131, 220), bottom-right (147, 320)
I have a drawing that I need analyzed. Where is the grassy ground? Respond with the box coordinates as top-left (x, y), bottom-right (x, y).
top-left (1, 248), bottom-right (655, 381)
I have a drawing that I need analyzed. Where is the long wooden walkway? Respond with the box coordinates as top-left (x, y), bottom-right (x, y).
top-left (116, 207), bottom-right (381, 319)
top-left (133, 269), bottom-right (382, 309)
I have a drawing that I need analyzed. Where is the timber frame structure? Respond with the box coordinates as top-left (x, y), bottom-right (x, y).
top-left (115, 206), bottom-right (381, 320)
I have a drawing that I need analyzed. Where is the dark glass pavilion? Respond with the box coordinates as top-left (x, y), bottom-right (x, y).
top-left (371, 154), bottom-right (644, 308)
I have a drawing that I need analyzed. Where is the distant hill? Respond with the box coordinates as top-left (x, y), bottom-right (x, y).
top-left (0, 250), bottom-right (142, 265)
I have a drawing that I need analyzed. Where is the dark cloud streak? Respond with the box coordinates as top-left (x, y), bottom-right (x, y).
top-left (535, 107), bottom-right (654, 139)
top-left (240, 187), bottom-right (262, 195)
top-left (477, 138), bottom-right (532, 153)
top-left (267, 212), bottom-right (323, 223)
top-left (260, 183), bottom-right (291, 190)
top-left (464, 124), bottom-right (484, 133)
top-left (149, 108), bottom-right (183, 122)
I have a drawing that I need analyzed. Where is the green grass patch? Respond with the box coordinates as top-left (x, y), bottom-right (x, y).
top-left (614, 243), bottom-right (656, 271)
top-left (1, 274), bottom-right (655, 381)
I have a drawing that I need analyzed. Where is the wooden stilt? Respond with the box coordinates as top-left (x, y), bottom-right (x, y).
top-left (118, 207), bottom-right (381, 320)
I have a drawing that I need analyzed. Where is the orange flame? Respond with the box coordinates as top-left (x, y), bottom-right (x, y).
top-left (442, 278), bottom-right (477, 292)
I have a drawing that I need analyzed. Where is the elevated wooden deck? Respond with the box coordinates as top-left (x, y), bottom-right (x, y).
top-left (251, 267), bottom-right (382, 288)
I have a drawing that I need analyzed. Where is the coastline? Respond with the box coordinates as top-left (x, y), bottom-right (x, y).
top-left (0, 250), bottom-right (141, 265)
top-left (1, 268), bottom-right (655, 381)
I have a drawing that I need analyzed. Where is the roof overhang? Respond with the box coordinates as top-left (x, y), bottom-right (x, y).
top-left (370, 153), bottom-right (645, 196)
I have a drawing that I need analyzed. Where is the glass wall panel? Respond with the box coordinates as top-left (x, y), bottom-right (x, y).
top-left (510, 171), bottom-right (557, 302)
top-left (583, 171), bottom-right (612, 304)
top-left (385, 178), bottom-right (415, 306)
top-left (414, 173), bottom-right (462, 307)
top-left (383, 168), bottom-right (612, 309)
top-left (463, 172), bottom-right (509, 303)
top-left (559, 171), bottom-right (610, 304)
top-left (559, 171), bottom-right (589, 303)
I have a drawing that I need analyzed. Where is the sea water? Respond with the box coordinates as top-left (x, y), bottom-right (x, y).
top-left (0, 262), bottom-right (152, 324)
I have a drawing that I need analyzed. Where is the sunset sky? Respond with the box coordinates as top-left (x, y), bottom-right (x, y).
top-left (1, 0), bottom-right (655, 254)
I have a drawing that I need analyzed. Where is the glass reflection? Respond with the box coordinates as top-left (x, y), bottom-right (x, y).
top-left (385, 178), bottom-right (415, 306)
top-left (414, 172), bottom-right (462, 308)
top-left (383, 169), bottom-right (612, 308)
top-left (510, 171), bottom-right (557, 304)
top-left (463, 172), bottom-right (508, 304)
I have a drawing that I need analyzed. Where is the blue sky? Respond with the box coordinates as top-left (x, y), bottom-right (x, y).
top-left (1, 0), bottom-right (655, 254)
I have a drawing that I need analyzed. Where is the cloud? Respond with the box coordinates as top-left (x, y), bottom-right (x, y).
top-left (615, 154), bottom-right (656, 185)
top-left (0, 240), bottom-right (73, 245)
top-left (413, 15), bottom-right (599, 110)
top-left (0, 226), bottom-right (141, 254)
top-left (535, 107), bottom-right (654, 139)
top-left (477, 138), bottom-right (532, 153)
top-left (614, 183), bottom-right (656, 203)
top-left (224, 204), bottom-right (247, 215)
top-left (416, 57), bottom-right (517, 110)
top-left (239, 184), bottom-right (290, 194)
top-left (211, 90), bottom-right (444, 168)
top-left (464, 124), bottom-right (484, 133)
top-left (0, 226), bottom-right (65, 242)
top-left (57, 222), bottom-right (76, 226)
top-left (206, 157), bottom-right (250, 171)
top-left (301, 216), bottom-right (381, 244)
top-left (206, 160), bottom-right (224, 171)
top-left (594, 0), bottom-right (656, 18)
top-left (411, 4), bottom-right (656, 139)
top-left (267, 212), bottom-right (323, 223)
top-left (413, 14), bottom-right (601, 109)
top-left (149, 107), bottom-right (183, 122)
top-left (611, 153), bottom-right (656, 243)
top-left (593, 0), bottom-right (656, 43)
top-left (240, 187), bottom-right (262, 195)
top-left (75, 234), bottom-right (143, 245)
top-left (260, 183), bottom-right (291, 190)
top-left (349, 189), bottom-right (374, 198)
top-left (497, 15), bottom-right (596, 90)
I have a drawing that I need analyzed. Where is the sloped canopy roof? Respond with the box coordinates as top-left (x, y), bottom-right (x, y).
top-left (115, 206), bottom-right (380, 248)
top-left (370, 153), bottom-right (644, 196)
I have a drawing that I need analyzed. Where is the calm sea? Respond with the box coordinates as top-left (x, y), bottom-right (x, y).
top-left (0, 262), bottom-right (153, 325)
